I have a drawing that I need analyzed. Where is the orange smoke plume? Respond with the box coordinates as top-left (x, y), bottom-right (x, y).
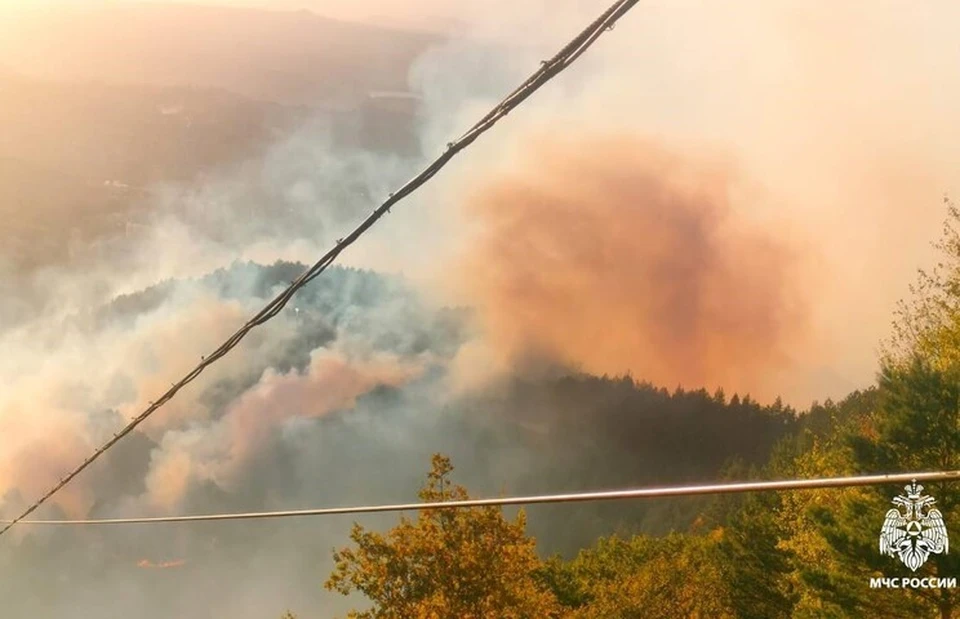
top-left (453, 134), bottom-right (807, 399)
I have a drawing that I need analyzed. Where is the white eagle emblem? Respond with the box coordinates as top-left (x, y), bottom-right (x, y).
top-left (879, 480), bottom-right (949, 572)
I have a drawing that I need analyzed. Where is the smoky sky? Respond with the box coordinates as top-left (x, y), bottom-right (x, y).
top-left (452, 134), bottom-right (806, 400)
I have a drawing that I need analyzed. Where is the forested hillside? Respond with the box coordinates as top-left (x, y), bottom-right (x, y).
top-left (295, 202), bottom-right (960, 618)
top-left (0, 261), bottom-right (802, 618)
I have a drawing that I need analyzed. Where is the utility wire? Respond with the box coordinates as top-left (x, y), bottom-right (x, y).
top-left (0, 0), bottom-right (642, 538)
top-left (6, 470), bottom-right (958, 526)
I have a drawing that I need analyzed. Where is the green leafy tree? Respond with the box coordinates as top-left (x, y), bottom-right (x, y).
top-left (812, 358), bottom-right (960, 618)
top-left (886, 197), bottom-right (960, 370)
top-left (325, 454), bottom-right (558, 618)
top-left (796, 200), bottom-right (960, 618)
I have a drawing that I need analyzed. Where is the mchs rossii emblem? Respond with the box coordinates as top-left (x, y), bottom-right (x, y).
top-left (880, 480), bottom-right (949, 572)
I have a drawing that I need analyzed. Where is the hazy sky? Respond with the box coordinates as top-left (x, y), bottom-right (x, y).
top-left (0, 0), bottom-right (461, 26)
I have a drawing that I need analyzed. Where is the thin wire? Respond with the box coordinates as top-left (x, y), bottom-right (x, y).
top-left (0, 0), bottom-right (642, 538)
top-left (6, 470), bottom-right (957, 526)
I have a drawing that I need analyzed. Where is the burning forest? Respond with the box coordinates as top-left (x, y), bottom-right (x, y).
top-left (1, 1), bottom-right (959, 617)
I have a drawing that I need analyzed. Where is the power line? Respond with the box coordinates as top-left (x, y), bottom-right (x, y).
top-left (0, 0), bottom-right (642, 538)
top-left (6, 470), bottom-right (958, 526)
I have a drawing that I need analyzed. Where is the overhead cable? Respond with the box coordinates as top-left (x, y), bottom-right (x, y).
top-left (0, 0), bottom-right (642, 538)
top-left (7, 470), bottom-right (957, 526)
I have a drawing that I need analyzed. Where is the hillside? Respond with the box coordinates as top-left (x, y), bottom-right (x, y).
top-left (0, 72), bottom-right (302, 269)
top-left (0, 4), bottom-right (437, 106)
top-left (0, 5), bottom-right (433, 272)
top-left (0, 260), bottom-right (801, 618)
top-left (0, 72), bottom-right (301, 186)
top-left (90, 261), bottom-right (798, 546)
top-left (0, 70), bottom-right (421, 270)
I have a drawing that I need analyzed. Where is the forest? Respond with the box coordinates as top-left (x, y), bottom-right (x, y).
top-left (282, 201), bottom-right (960, 618)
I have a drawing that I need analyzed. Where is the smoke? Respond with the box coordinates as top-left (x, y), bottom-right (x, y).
top-left (142, 347), bottom-right (425, 511)
top-left (0, 1), bottom-right (959, 618)
top-left (0, 262), bottom-right (457, 618)
top-left (417, 0), bottom-right (960, 403)
top-left (0, 259), bottom-right (439, 513)
top-left (451, 134), bottom-right (806, 399)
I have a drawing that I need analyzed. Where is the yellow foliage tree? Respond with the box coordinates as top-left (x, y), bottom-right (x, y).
top-left (325, 454), bottom-right (559, 618)
top-left (539, 532), bottom-right (735, 618)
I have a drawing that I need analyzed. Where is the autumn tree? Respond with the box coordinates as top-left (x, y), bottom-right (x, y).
top-left (538, 533), bottom-right (735, 618)
top-left (789, 200), bottom-right (960, 618)
top-left (715, 491), bottom-right (797, 619)
top-left (325, 454), bottom-right (558, 618)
